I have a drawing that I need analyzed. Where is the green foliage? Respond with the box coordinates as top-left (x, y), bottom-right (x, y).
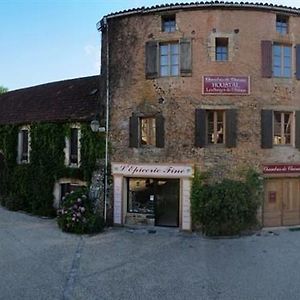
top-left (57, 188), bottom-right (104, 234)
top-left (0, 122), bottom-right (105, 217)
top-left (0, 86), bottom-right (8, 94)
top-left (191, 168), bottom-right (262, 236)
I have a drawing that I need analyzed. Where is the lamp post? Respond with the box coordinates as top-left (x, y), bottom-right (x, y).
top-left (90, 119), bottom-right (107, 222)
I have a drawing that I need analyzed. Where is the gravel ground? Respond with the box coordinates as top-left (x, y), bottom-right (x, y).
top-left (1, 206), bottom-right (300, 300)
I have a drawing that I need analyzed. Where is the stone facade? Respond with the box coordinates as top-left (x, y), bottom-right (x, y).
top-left (99, 3), bottom-right (300, 228)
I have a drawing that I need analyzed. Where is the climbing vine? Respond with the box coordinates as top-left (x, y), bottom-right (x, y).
top-left (0, 122), bottom-right (105, 217)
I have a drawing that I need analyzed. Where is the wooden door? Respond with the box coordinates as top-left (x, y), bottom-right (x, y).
top-left (282, 179), bottom-right (300, 226)
top-left (264, 179), bottom-right (283, 227)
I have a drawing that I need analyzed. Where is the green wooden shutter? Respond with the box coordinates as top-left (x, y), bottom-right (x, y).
top-left (145, 41), bottom-right (158, 79)
top-left (295, 111), bottom-right (300, 150)
top-left (296, 45), bottom-right (300, 80)
top-left (261, 110), bottom-right (273, 148)
top-left (225, 109), bottom-right (237, 148)
top-left (261, 41), bottom-right (272, 78)
top-left (180, 38), bottom-right (192, 76)
top-left (195, 109), bottom-right (206, 147)
top-left (156, 114), bottom-right (165, 148)
top-left (129, 115), bottom-right (139, 148)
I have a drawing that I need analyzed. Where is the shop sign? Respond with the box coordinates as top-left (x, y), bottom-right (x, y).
top-left (202, 76), bottom-right (250, 95)
top-left (263, 164), bottom-right (300, 174)
top-left (112, 163), bottom-right (193, 178)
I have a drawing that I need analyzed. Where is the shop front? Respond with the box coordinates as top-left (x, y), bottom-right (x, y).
top-left (263, 164), bottom-right (300, 227)
top-left (112, 163), bottom-right (194, 230)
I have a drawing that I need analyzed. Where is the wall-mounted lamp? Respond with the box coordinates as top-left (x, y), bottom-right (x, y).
top-left (90, 120), bottom-right (106, 133)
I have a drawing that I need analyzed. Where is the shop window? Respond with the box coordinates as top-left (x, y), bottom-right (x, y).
top-left (215, 38), bottom-right (228, 61)
top-left (17, 126), bottom-right (30, 164)
top-left (127, 178), bottom-right (155, 214)
top-left (273, 112), bottom-right (292, 145)
top-left (160, 43), bottom-right (179, 77)
top-left (65, 125), bottom-right (81, 167)
top-left (145, 39), bottom-right (192, 79)
top-left (162, 15), bottom-right (176, 32)
top-left (129, 114), bottom-right (164, 148)
top-left (273, 44), bottom-right (292, 78)
top-left (276, 15), bottom-right (288, 35)
top-left (195, 109), bottom-right (237, 148)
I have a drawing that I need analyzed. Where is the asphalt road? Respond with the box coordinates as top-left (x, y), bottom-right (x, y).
top-left (1, 206), bottom-right (300, 300)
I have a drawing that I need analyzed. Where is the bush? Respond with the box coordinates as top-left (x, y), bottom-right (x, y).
top-left (0, 194), bottom-right (25, 211)
top-left (57, 188), bottom-right (104, 234)
top-left (191, 169), bottom-right (262, 236)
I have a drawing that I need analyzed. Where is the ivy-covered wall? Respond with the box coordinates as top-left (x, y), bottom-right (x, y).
top-left (0, 122), bottom-right (105, 216)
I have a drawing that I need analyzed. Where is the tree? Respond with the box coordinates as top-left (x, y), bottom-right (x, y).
top-left (0, 86), bottom-right (8, 94)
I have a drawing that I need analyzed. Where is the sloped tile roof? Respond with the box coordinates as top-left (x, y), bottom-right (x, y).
top-left (0, 75), bottom-right (102, 125)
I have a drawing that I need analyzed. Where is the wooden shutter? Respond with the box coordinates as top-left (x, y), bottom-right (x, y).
top-left (129, 115), bottom-right (139, 148)
top-left (180, 38), bottom-right (192, 76)
top-left (225, 109), bottom-right (237, 148)
top-left (296, 45), bottom-right (300, 80)
top-left (261, 110), bottom-right (273, 149)
top-left (261, 41), bottom-right (272, 78)
top-left (195, 109), bottom-right (206, 147)
top-left (70, 128), bottom-right (78, 164)
top-left (155, 114), bottom-right (165, 148)
top-left (295, 111), bottom-right (300, 150)
top-left (145, 41), bottom-right (158, 79)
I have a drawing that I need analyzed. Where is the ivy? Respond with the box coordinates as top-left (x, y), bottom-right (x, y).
top-left (0, 122), bottom-right (105, 217)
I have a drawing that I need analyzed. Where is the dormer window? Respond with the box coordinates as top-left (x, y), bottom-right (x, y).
top-left (276, 15), bottom-right (288, 34)
top-left (162, 15), bottom-right (176, 33)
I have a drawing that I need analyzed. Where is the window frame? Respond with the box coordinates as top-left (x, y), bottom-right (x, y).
top-left (276, 15), bottom-right (288, 35)
top-left (215, 38), bottom-right (229, 61)
top-left (161, 15), bottom-right (176, 33)
top-left (65, 124), bottom-right (81, 168)
top-left (273, 111), bottom-right (294, 146)
top-left (272, 43), bottom-right (292, 78)
top-left (206, 110), bottom-right (226, 145)
top-left (140, 117), bottom-right (156, 147)
top-left (17, 126), bottom-right (30, 164)
top-left (159, 42), bottom-right (180, 77)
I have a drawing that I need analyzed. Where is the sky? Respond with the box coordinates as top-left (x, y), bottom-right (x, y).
top-left (0, 0), bottom-right (299, 91)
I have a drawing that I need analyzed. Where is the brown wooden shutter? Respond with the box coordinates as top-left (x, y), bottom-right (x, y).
top-left (295, 111), bottom-right (300, 150)
top-left (145, 41), bottom-right (158, 79)
top-left (70, 128), bottom-right (78, 164)
top-left (180, 38), bottom-right (192, 76)
top-left (261, 110), bottom-right (273, 148)
top-left (155, 114), bottom-right (165, 148)
top-left (296, 45), bottom-right (300, 80)
top-left (225, 109), bottom-right (237, 148)
top-left (195, 109), bottom-right (206, 147)
top-left (129, 115), bottom-right (139, 148)
top-left (261, 41), bottom-right (272, 78)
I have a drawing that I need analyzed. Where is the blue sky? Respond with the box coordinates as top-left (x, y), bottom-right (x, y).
top-left (0, 0), bottom-right (299, 90)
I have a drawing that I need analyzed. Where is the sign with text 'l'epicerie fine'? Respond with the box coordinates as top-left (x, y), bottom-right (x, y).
top-left (202, 76), bottom-right (250, 95)
top-left (112, 163), bottom-right (193, 178)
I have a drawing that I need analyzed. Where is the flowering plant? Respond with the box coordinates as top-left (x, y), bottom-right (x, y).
top-left (57, 188), bottom-right (104, 234)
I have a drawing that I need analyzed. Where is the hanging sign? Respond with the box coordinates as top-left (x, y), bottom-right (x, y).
top-left (202, 76), bottom-right (250, 95)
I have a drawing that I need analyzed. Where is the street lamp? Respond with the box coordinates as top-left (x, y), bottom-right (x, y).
top-left (90, 119), bottom-right (106, 133)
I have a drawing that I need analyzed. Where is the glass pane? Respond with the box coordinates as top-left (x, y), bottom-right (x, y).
top-left (284, 46), bottom-right (291, 56)
top-left (283, 67), bottom-right (291, 77)
top-left (160, 66), bottom-right (169, 76)
top-left (171, 54), bottom-right (179, 65)
top-left (160, 55), bottom-right (168, 66)
top-left (273, 56), bottom-right (281, 67)
top-left (160, 45), bottom-right (168, 55)
top-left (273, 66), bottom-right (281, 77)
top-left (273, 45), bottom-right (281, 56)
top-left (170, 44), bottom-right (179, 54)
top-left (284, 57), bottom-right (291, 67)
top-left (171, 65), bottom-right (179, 76)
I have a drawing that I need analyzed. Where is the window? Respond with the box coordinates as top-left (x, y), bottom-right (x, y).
top-left (273, 112), bottom-right (292, 145)
top-left (215, 38), bottom-right (228, 61)
top-left (162, 15), bottom-right (176, 32)
top-left (65, 125), bottom-right (81, 167)
top-left (60, 183), bottom-right (83, 203)
top-left (273, 44), bottom-right (292, 77)
top-left (17, 127), bottom-right (30, 164)
top-left (195, 109), bottom-right (237, 148)
top-left (141, 117), bottom-right (156, 146)
top-left (207, 110), bottom-right (225, 144)
top-left (160, 43), bottom-right (179, 77)
top-left (129, 114), bottom-right (164, 148)
top-left (276, 15), bottom-right (288, 34)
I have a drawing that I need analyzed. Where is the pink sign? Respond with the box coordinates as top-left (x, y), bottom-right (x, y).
top-left (263, 164), bottom-right (300, 174)
top-left (202, 76), bottom-right (250, 95)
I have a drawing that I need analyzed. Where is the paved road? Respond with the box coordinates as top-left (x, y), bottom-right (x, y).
top-left (1, 206), bottom-right (300, 300)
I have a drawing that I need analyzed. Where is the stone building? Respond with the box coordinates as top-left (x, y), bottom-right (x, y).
top-left (98, 2), bottom-right (300, 229)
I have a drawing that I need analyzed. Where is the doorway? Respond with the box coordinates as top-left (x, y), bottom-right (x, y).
top-left (127, 178), bottom-right (180, 227)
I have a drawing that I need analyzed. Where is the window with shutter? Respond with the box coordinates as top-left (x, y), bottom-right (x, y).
top-left (145, 41), bottom-right (158, 79)
top-left (261, 40), bottom-right (273, 78)
top-left (261, 110), bottom-right (273, 149)
top-left (155, 114), bottom-right (165, 148)
top-left (225, 109), bottom-right (237, 148)
top-left (180, 38), bottom-right (192, 76)
top-left (296, 44), bottom-right (300, 80)
top-left (195, 109), bottom-right (206, 148)
top-left (295, 111), bottom-right (300, 150)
